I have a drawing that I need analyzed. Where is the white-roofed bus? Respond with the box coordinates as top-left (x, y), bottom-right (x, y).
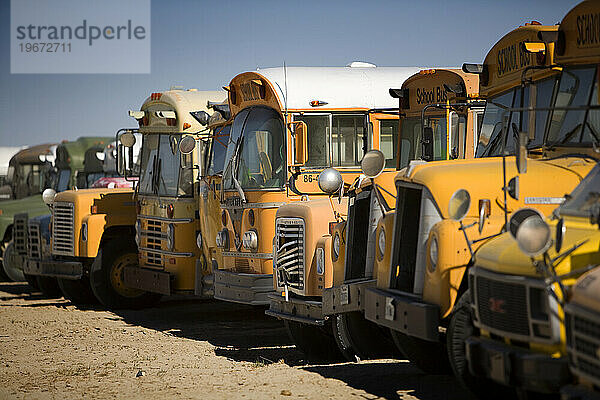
top-left (213, 64), bottom-right (421, 309)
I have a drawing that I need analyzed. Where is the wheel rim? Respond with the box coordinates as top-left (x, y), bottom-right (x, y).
top-left (109, 252), bottom-right (145, 298)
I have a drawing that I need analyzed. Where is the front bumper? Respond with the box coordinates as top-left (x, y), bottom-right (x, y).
top-left (24, 258), bottom-right (83, 280)
top-left (466, 335), bottom-right (571, 393)
top-left (266, 293), bottom-right (325, 326)
top-left (123, 266), bottom-right (171, 296)
top-left (213, 269), bottom-right (273, 305)
top-left (322, 279), bottom-right (375, 316)
top-left (561, 385), bottom-right (600, 400)
top-left (363, 287), bottom-right (440, 341)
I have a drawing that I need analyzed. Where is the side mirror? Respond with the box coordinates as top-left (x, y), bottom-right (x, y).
top-left (516, 130), bottom-right (528, 174)
top-left (120, 132), bottom-right (136, 148)
top-left (509, 208), bottom-right (551, 257)
top-left (448, 189), bottom-right (471, 221)
top-left (318, 168), bottom-right (343, 195)
top-left (179, 136), bottom-right (196, 155)
top-left (478, 199), bottom-right (491, 234)
top-left (507, 176), bottom-right (519, 200)
top-left (422, 127), bottom-right (434, 162)
top-left (361, 150), bottom-right (385, 178)
top-left (42, 188), bottom-right (56, 206)
top-left (289, 121), bottom-right (308, 166)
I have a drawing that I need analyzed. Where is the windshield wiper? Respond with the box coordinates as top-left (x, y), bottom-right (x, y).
top-left (224, 136), bottom-right (246, 203)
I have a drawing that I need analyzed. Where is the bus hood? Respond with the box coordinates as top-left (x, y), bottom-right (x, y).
top-left (400, 156), bottom-right (593, 220)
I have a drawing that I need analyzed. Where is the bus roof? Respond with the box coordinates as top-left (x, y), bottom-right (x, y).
top-left (9, 143), bottom-right (55, 166)
top-left (56, 137), bottom-right (113, 171)
top-left (139, 89), bottom-right (226, 134)
top-left (227, 65), bottom-right (422, 115)
top-left (400, 69), bottom-right (479, 113)
top-left (480, 24), bottom-right (559, 97)
top-left (555, 0), bottom-right (600, 65)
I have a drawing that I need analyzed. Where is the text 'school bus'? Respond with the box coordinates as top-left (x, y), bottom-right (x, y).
top-left (213, 64), bottom-right (421, 306)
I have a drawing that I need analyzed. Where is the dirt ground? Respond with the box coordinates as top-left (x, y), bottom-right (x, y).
top-left (0, 282), bottom-right (473, 400)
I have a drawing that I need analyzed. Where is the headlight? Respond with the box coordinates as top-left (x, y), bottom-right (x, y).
top-left (332, 233), bottom-right (340, 261)
top-left (167, 223), bottom-right (175, 251)
top-left (242, 230), bottom-right (258, 251)
top-left (216, 229), bottom-right (229, 249)
top-left (377, 228), bottom-right (386, 261)
top-left (429, 236), bottom-right (438, 272)
top-left (81, 222), bottom-right (88, 242)
top-left (196, 231), bottom-right (202, 249)
top-left (135, 220), bottom-right (141, 246)
top-left (316, 247), bottom-right (325, 275)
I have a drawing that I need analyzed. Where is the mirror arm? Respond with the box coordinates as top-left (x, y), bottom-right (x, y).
top-left (458, 221), bottom-right (474, 257)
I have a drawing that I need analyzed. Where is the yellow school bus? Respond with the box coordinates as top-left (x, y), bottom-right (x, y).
top-left (455, 1), bottom-right (600, 397)
top-left (267, 69), bottom-right (482, 361)
top-left (364, 19), bottom-right (599, 380)
top-left (94, 89), bottom-right (226, 309)
top-left (214, 65), bottom-right (420, 306)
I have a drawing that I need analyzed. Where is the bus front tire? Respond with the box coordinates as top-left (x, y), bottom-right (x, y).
top-left (58, 277), bottom-right (98, 306)
top-left (35, 276), bottom-right (62, 298)
top-left (390, 330), bottom-right (451, 374)
top-left (447, 292), bottom-right (516, 399)
top-left (285, 320), bottom-right (345, 362)
top-left (333, 311), bottom-right (402, 361)
top-left (89, 239), bottom-right (161, 310)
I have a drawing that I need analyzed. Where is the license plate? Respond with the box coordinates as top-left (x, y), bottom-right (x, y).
top-left (489, 350), bottom-right (509, 385)
top-left (385, 297), bottom-right (395, 321)
top-left (340, 285), bottom-right (349, 305)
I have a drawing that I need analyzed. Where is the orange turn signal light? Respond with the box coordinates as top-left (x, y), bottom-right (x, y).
top-left (183, 122), bottom-right (191, 130)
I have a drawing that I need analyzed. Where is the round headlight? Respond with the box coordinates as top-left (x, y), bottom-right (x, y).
top-left (196, 232), bottom-right (202, 249)
top-left (429, 237), bottom-right (438, 272)
top-left (515, 215), bottom-right (551, 257)
top-left (242, 230), bottom-right (258, 251)
top-left (332, 233), bottom-right (340, 261)
top-left (216, 229), bottom-right (229, 249)
top-left (377, 228), bottom-right (386, 261)
top-left (167, 223), bottom-right (175, 251)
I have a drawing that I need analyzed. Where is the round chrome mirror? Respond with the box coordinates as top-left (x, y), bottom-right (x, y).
top-left (515, 213), bottom-right (552, 257)
top-left (120, 132), bottom-right (136, 148)
top-left (42, 188), bottom-right (57, 205)
top-left (448, 189), bottom-right (471, 221)
top-left (361, 150), bottom-right (386, 178)
top-left (318, 168), bottom-right (343, 195)
top-left (508, 208), bottom-right (542, 239)
top-left (179, 136), bottom-right (196, 155)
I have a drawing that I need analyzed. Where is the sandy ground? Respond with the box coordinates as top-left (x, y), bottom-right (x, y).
top-left (0, 282), bottom-right (473, 400)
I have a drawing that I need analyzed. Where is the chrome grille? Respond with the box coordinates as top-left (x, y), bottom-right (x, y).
top-left (470, 267), bottom-right (560, 344)
top-left (27, 221), bottom-right (42, 260)
top-left (52, 202), bottom-right (75, 256)
top-left (565, 303), bottom-right (600, 387)
top-left (142, 219), bottom-right (163, 267)
top-left (274, 218), bottom-right (305, 291)
top-left (476, 275), bottom-right (530, 336)
top-left (13, 213), bottom-right (28, 256)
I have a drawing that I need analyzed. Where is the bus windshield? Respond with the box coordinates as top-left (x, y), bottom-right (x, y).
top-left (477, 75), bottom-right (560, 157)
top-left (223, 107), bottom-right (286, 190)
top-left (138, 134), bottom-right (194, 197)
top-left (547, 66), bottom-right (600, 148)
top-left (558, 163), bottom-right (600, 218)
top-left (207, 125), bottom-right (231, 176)
top-left (398, 114), bottom-right (457, 168)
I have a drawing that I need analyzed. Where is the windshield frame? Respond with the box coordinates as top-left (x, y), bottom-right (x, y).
top-left (556, 163), bottom-right (600, 218)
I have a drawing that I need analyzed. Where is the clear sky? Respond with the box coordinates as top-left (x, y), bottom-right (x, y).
top-left (0, 0), bottom-right (580, 146)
